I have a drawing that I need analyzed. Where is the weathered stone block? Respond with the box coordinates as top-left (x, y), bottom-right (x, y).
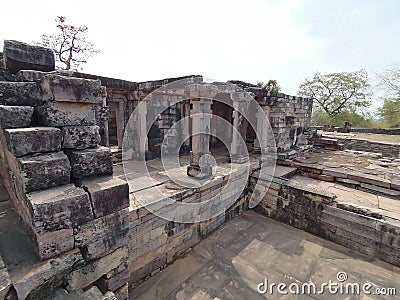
top-left (3, 40), bottom-right (55, 74)
top-left (33, 101), bottom-right (96, 126)
top-left (0, 105), bottom-right (33, 128)
top-left (3, 127), bottom-right (61, 157)
top-left (66, 146), bottom-right (112, 179)
top-left (62, 125), bottom-right (101, 149)
top-left (0, 82), bottom-right (44, 106)
top-left (67, 246), bottom-right (128, 290)
top-left (15, 69), bottom-right (48, 82)
top-left (96, 263), bottom-right (129, 293)
top-left (33, 228), bottom-right (74, 260)
top-left (75, 209), bottom-right (129, 260)
top-left (82, 176), bottom-right (129, 218)
top-left (39, 74), bottom-right (106, 103)
top-left (16, 152), bottom-right (71, 193)
top-left (26, 184), bottom-right (93, 233)
top-left (12, 249), bottom-right (83, 300)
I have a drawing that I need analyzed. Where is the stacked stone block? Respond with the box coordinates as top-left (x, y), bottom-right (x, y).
top-left (128, 169), bottom-right (250, 287)
top-left (252, 174), bottom-right (400, 267)
top-left (266, 95), bottom-right (313, 155)
top-left (0, 45), bottom-right (129, 299)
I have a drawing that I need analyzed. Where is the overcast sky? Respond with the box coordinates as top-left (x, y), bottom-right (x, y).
top-left (1, 0), bottom-right (399, 103)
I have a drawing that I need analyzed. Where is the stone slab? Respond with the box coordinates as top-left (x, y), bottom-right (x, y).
top-left (67, 246), bottom-right (128, 291)
top-left (26, 184), bottom-right (93, 233)
top-left (3, 40), bottom-right (55, 74)
top-left (82, 176), bottom-right (129, 218)
top-left (3, 127), bottom-right (61, 157)
top-left (12, 249), bottom-right (82, 300)
top-left (0, 105), bottom-right (33, 128)
top-left (66, 146), bottom-right (112, 179)
top-left (33, 101), bottom-right (97, 126)
top-left (39, 74), bottom-right (105, 103)
top-left (62, 125), bottom-right (100, 149)
top-left (75, 209), bottom-right (129, 261)
top-left (347, 172), bottom-right (391, 189)
top-left (0, 82), bottom-right (44, 106)
top-left (16, 152), bottom-right (71, 193)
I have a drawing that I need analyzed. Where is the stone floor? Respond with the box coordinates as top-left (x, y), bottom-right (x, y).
top-left (130, 211), bottom-right (400, 300)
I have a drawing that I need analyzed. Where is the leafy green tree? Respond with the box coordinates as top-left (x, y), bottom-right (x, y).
top-left (36, 16), bottom-right (99, 70)
top-left (257, 79), bottom-right (281, 93)
top-left (298, 70), bottom-right (371, 116)
top-left (378, 98), bottom-right (400, 127)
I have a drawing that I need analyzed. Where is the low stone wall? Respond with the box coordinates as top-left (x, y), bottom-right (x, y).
top-left (311, 126), bottom-right (400, 135)
top-left (128, 171), bottom-right (251, 287)
top-left (252, 175), bottom-right (400, 267)
top-left (351, 127), bottom-right (400, 135)
top-left (341, 139), bottom-right (400, 158)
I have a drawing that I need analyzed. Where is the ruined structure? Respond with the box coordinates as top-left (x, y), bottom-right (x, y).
top-left (0, 40), bottom-right (399, 300)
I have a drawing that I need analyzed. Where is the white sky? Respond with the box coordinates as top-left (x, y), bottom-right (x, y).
top-left (1, 0), bottom-right (399, 106)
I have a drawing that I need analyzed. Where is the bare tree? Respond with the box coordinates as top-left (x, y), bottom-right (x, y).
top-left (377, 64), bottom-right (400, 97)
top-left (36, 16), bottom-right (99, 70)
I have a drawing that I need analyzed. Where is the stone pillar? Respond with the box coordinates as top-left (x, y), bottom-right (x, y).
top-left (230, 92), bottom-right (250, 163)
top-left (254, 105), bottom-right (271, 154)
top-left (133, 100), bottom-right (148, 160)
top-left (186, 84), bottom-right (218, 179)
top-left (181, 100), bottom-right (191, 152)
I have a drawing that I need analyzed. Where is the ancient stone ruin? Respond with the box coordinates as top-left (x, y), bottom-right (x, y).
top-left (0, 40), bottom-right (399, 299)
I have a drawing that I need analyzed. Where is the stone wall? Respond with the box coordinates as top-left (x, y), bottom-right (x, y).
top-left (0, 64), bottom-right (129, 298)
top-left (340, 139), bottom-right (400, 158)
top-left (252, 174), bottom-right (400, 267)
top-left (129, 184), bottom-right (250, 287)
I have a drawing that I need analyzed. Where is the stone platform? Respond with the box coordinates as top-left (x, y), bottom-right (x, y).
top-left (130, 211), bottom-right (400, 299)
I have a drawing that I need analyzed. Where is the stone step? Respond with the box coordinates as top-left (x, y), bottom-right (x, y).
top-left (0, 81), bottom-right (44, 107)
top-left (10, 152), bottom-right (71, 193)
top-left (0, 105), bottom-right (33, 128)
top-left (66, 146), bottom-right (113, 179)
top-left (359, 183), bottom-right (400, 198)
top-left (1, 127), bottom-right (61, 157)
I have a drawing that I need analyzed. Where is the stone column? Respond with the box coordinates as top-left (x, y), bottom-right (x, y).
top-left (230, 92), bottom-right (250, 163)
top-left (181, 100), bottom-right (191, 153)
top-left (186, 84), bottom-right (218, 179)
top-left (254, 105), bottom-right (271, 154)
top-left (132, 100), bottom-right (148, 160)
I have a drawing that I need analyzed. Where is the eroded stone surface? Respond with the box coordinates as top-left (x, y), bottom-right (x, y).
top-left (33, 228), bottom-right (74, 260)
top-left (16, 152), bottom-right (71, 193)
top-left (66, 146), bottom-right (112, 179)
top-left (39, 74), bottom-right (106, 103)
top-left (12, 249), bottom-right (83, 300)
top-left (0, 105), bottom-right (33, 128)
top-left (26, 184), bottom-right (93, 233)
top-left (67, 246), bottom-right (128, 290)
top-left (62, 125), bottom-right (100, 149)
top-left (3, 40), bottom-right (55, 74)
top-left (82, 176), bottom-right (129, 218)
top-left (3, 127), bottom-right (61, 157)
top-left (33, 101), bottom-right (96, 126)
top-left (75, 209), bottom-right (129, 260)
top-left (0, 82), bottom-right (44, 106)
